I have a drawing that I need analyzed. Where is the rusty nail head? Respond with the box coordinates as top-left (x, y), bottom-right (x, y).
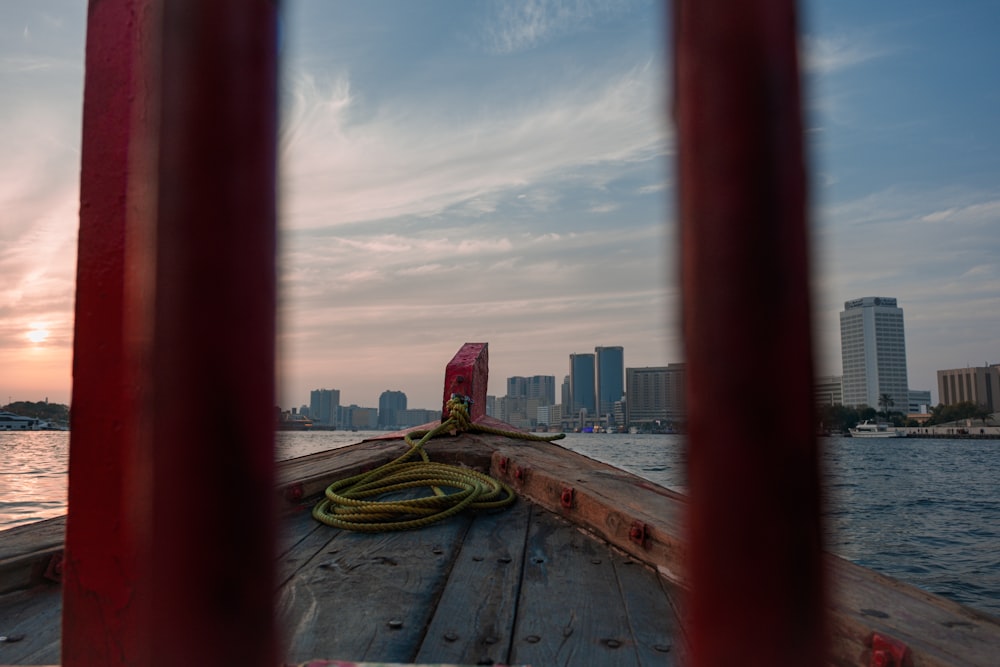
top-left (629, 521), bottom-right (649, 547)
top-left (870, 632), bottom-right (908, 667)
top-left (456, 375), bottom-right (465, 383)
top-left (514, 465), bottom-right (525, 481)
top-left (560, 487), bottom-right (574, 508)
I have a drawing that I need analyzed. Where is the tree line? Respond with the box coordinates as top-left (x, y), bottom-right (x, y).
top-left (1, 401), bottom-right (71, 425)
top-left (818, 400), bottom-right (993, 433)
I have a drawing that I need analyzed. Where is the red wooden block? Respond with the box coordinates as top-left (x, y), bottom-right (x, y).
top-left (441, 343), bottom-right (489, 423)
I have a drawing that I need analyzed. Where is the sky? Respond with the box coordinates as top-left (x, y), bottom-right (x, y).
top-left (1, 1), bottom-right (998, 412)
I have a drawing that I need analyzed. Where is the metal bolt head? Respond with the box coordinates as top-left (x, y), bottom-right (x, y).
top-left (388, 619), bottom-right (403, 629)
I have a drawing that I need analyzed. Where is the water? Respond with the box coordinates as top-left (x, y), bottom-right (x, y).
top-left (2, 430), bottom-right (998, 616)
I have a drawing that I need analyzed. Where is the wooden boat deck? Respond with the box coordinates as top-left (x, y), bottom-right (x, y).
top-left (3, 430), bottom-right (1000, 666)
top-left (276, 486), bottom-right (684, 665)
top-left (0, 432), bottom-right (688, 666)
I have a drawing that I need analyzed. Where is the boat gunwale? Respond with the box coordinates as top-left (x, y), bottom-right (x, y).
top-left (3, 430), bottom-right (1000, 666)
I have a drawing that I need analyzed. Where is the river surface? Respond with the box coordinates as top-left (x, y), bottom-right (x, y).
top-left (2, 430), bottom-right (998, 616)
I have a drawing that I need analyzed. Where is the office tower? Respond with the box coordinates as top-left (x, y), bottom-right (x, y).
top-left (814, 376), bottom-right (843, 407)
top-left (507, 375), bottom-right (556, 405)
top-left (595, 346), bottom-right (624, 416)
top-left (839, 296), bottom-right (909, 411)
top-left (626, 364), bottom-right (686, 425)
top-left (310, 388), bottom-right (340, 426)
top-left (569, 353), bottom-right (596, 415)
top-left (937, 364), bottom-right (1000, 412)
top-left (528, 375), bottom-right (556, 404)
top-left (507, 376), bottom-right (528, 399)
top-left (378, 390), bottom-right (407, 428)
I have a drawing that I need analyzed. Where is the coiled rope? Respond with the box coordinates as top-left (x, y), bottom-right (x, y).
top-left (312, 395), bottom-right (566, 532)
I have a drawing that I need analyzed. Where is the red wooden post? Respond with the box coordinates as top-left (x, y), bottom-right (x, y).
top-left (675, 1), bottom-right (828, 665)
top-left (146, 1), bottom-right (279, 665)
top-left (62, 0), bottom-right (153, 663)
top-left (442, 342), bottom-right (489, 422)
top-left (65, 1), bottom-right (279, 665)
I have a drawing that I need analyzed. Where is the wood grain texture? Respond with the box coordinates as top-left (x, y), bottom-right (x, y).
top-left (414, 499), bottom-right (531, 665)
top-left (0, 583), bottom-right (62, 665)
top-left (277, 513), bottom-right (473, 664)
top-left (510, 506), bottom-right (642, 666)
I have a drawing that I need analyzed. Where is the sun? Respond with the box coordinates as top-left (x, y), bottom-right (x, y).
top-left (26, 327), bottom-right (50, 344)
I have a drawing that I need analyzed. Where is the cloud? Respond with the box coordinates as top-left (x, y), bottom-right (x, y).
top-left (280, 62), bottom-right (668, 232)
top-left (801, 33), bottom-right (889, 75)
top-left (481, 0), bottom-right (633, 55)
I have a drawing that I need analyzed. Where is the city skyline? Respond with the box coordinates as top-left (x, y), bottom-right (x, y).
top-left (3, 2), bottom-right (999, 411)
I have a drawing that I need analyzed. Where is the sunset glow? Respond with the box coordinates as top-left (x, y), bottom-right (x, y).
top-left (26, 327), bottom-right (50, 344)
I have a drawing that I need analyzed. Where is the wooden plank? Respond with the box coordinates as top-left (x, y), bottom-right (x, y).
top-left (0, 584), bottom-right (62, 665)
top-left (613, 557), bottom-right (683, 666)
top-left (277, 507), bottom-right (339, 587)
top-left (510, 506), bottom-right (641, 666)
top-left (277, 514), bottom-right (473, 664)
top-left (0, 517), bottom-right (65, 562)
top-left (488, 439), bottom-right (688, 583)
top-left (414, 500), bottom-right (532, 665)
top-left (0, 517), bottom-right (65, 595)
top-left (826, 554), bottom-right (1000, 667)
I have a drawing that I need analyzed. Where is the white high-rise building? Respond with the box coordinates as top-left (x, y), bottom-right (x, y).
top-left (839, 296), bottom-right (909, 411)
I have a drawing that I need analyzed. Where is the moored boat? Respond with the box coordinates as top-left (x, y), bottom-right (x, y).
top-left (849, 420), bottom-right (904, 438)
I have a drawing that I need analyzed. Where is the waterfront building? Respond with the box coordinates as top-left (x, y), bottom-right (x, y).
top-left (907, 389), bottom-right (932, 415)
top-left (378, 390), bottom-right (407, 429)
top-left (507, 376), bottom-right (527, 399)
top-left (536, 404), bottom-right (562, 430)
top-left (595, 346), bottom-right (624, 418)
top-left (569, 353), bottom-right (596, 415)
top-left (937, 364), bottom-right (1000, 413)
top-left (343, 405), bottom-right (377, 430)
top-left (309, 388), bottom-right (340, 426)
top-left (397, 408), bottom-right (438, 428)
top-left (815, 376), bottom-right (843, 406)
top-left (506, 375), bottom-right (556, 405)
top-left (626, 364), bottom-right (686, 426)
top-left (839, 296), bottom-right (909, 411)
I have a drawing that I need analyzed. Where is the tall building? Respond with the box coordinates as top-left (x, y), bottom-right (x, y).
top-left (569, 353), bottom-right (596, 415)
top-left (309, 388), bottom-right (340, 426)
top-left (507, 375), bottom-right (556, 405)
top-left (907, 389), bottom-right (932, 415)
top-left (378, 390), bottom-right (407, 428)
top-left (815, 376), bottom-right (843, 407)
top-left (528, 375), bottom-right (556, 404)
top-left (595, 346), bottom-right (624, 417)
top-left (626, 364), bottom-right (686, 425)
top-left (839, 296), bottom-right (909, 411)
top-left (937, 364), bottom-right (1000, 413)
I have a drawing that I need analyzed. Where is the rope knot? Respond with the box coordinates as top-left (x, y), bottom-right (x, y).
top-left (446, 394), bottom-right (473, 432)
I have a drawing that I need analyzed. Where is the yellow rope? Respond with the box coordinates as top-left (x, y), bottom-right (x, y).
top-left (312, 395), bottom-right (565, 532)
